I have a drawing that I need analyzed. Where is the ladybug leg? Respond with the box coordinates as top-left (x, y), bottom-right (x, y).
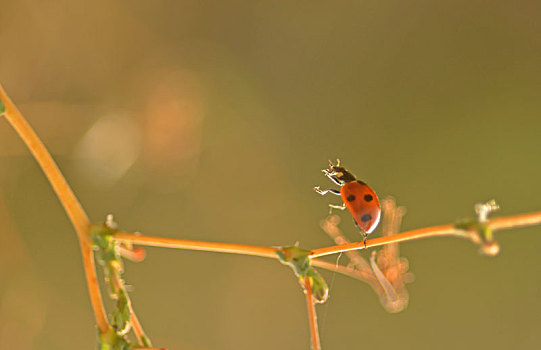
top-left (313, 187), bottom-right (340, 196)
top-left (353, 221), bottom-right (368, 248)
top-left (322, 170), bottom-right (343, 186)
top-left (328, 203), bottom-right (346, 214)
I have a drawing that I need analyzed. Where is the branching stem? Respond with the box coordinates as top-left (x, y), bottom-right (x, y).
top-left (114, 211), bottom-right (541, 262)
top-left (3, 80), bottom-right (541, 350)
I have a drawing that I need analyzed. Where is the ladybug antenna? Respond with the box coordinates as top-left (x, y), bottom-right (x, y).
top-left (336, 158), bottom-right (341, 167)
top-left (328, 159), bottom-right (334, 167)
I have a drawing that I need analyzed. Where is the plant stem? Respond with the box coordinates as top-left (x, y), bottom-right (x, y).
top-left (0, 83), bottom-right (110, 333)
top-left (0, 85), bottom-right (90, 235)
top-left (311, 225), bottom-right (462, 258)
top-left (130, 310), bottom-right (147, 346)
top-left (304, 277), bottom-right (321, 350)
top-left (114, 210), bottom-right (541, 269)
top-left (113, 232), bottom-right (278, 258)
top-left (113, 232), bottom-right (384, 286)
top-left (310, 211), bottom-right (541, 258)
top-left (488, 211), bottom-right (541, 230)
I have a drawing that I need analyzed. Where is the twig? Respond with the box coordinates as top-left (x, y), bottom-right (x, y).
top-left (0, 84), bottom-right (89, 236)
top-left (0, 83), bottom-right (110, 333)
top-left (310, 211), bottom-right (541, 258)
top-left (488, 212), bottom-right (541, 230)
top-left (114, 209), bottom-right (541, 276)
top-left (130, 311), bottom-right (147, 346)
top-left (115, 212), bottom-right (541, 263)
top-left (304, 277), bottom-right (321, 350)
top-left (311, 225), bottom-right (462, 258)
top-left (113, 232), bottom-right (387, 286)
top-left (113, 232), bottom-right (278, 259)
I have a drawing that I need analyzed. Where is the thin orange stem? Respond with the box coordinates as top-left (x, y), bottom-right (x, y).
top-left (311, 225), bottom-right (462, 258)
top-left (113, 232), bottom-right (278, 259)
top-left (114, 232), bottom-right (386, 288)
top-left (489, 211), bottom-right (541, 230)
top-left (311, 210), bottom-right (541, 258)
top-left (129, 303), bottom-right (147, 345)
top-left (0, 85), bottom-right (89, 237)
top-left (114, 211), bottom-right (541, 265)
top-left (304, 277), bottom-right (321, 350)
top-left (0, 83), bottom-right (109, 333)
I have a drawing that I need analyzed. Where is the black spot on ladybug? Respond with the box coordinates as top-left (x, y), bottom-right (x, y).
top-left (361, 214), bottom-right (372, 222)
top-left (357, 180), bottom-right (366, 185)
top-left (346, 194), bottom-right (356, 202)
top-left (364, 194), bottom-right (373, 202)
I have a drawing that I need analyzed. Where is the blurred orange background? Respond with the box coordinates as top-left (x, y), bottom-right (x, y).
top-left (1, 1), bottom-right (540, 349)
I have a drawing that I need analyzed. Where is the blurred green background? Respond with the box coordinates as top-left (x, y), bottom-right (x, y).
top-left (1, 1), bottom-right (540, 349)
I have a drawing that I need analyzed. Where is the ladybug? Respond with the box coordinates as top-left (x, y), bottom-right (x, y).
top-left (314, 159), bottom-right (381, 244)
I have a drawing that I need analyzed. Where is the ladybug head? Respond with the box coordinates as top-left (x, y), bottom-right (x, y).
top-left (322, 159), bottom-right (356, 186)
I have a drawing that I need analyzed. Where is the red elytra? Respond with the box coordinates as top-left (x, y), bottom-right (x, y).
top-left (340, 180), bottom-right (381, 234)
